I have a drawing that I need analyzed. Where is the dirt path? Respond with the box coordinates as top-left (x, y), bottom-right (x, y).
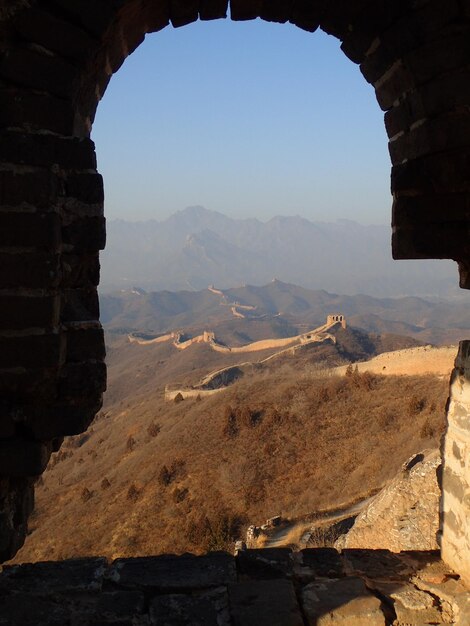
top-left (264, 496), bottom-right (375, 549)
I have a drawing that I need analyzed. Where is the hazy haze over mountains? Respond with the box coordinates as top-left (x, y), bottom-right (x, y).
top-left (100, 206), bottom-right (459, 298)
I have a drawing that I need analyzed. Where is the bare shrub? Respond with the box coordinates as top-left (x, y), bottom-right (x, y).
top-left (101, 478), bottom-right (111, 490)
top-left (81, 487), bottom-right (93, 502)
top-left (318, 386), bottom-right (330, 403)
top-left (172, 487), bottom-right (189, 503)
top-left (127, 483), bottom-right (141, 502)
top-left (186, 509), bottom-right (246, 552)
top-left (308, 525), bottom-right (340, 548)
top-left (147, 421), bottom-right (161, 438)
top-left (159, 465), bottom-right (172, 486)
top-left (222, 405), bottom-right (238, 438)
top-left (239, 406), bottom-right (262, 428)
top-left (159, 459), bottom-right (186, 487)
top-left (408, 395), bottom-right (426, 415)
top-left (244, 483), bottom-right (266, 507)
top-left (174, 392), bottom-right (184, 403)
top-left (420, 418), bottom-right (436, 439)
top-left (126, 435), bottom-right (136, 453)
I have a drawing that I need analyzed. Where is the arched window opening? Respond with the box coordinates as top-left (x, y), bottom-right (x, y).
top-left (10, 18), bottom-right (456, 566)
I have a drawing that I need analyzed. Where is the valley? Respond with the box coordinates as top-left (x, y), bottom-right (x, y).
top-left (11, 281), bottom-right (456, 563)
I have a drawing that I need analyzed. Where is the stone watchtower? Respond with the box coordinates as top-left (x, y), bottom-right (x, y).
top-left (327, 314), bottom-right (346, 329)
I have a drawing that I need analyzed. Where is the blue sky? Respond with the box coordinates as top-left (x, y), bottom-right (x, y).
top-left (92, 19), bottom-right (391, 224)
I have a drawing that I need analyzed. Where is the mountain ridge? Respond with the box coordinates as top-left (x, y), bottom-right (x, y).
top-left (100, 280), bottom-right (469, 346)
top-left (100, 206), bottom-right (459, 297)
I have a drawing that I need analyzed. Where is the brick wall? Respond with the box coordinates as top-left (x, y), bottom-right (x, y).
top-left (0, 0), bottom-right (469, 566)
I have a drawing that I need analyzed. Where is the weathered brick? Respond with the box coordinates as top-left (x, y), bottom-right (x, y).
top-left (0, 594), bottom-right (72, 625)
top-left (230, 580), bottom-right (304, 626)
top-left (386, 66), bottom-right (470, 139)
top-left (406, 30), bottom-right (470, 85)
top-left (392, 222), bottom-right (470, 260)
top-left (384, 97), bottom-right (422, 139)
top-left (300, 548), bottom-right (344, 578)
top-left (0, 211), bottom-right (61, 250)
top-left (49, 0), bottom-right (119, 38)
top-left (389, 112), bottom-right (470, 165)
top-left (142, 1), bottom-right (170, 33)
top-left (61, 288), bottom-right (100, 323)
top-left (0, 334), bottom-right (63, 369)
top-left (320, 0), bottom-right (372, 40)
top-left (62, 216), bottom-right (106, 251)
top-left (418, 66), bottom-right (470, 118)
top-left (341, 0), bottom-right (410, 63)
top-left (458, 261), bottom-right (470, 289)
top-left (302, 576), bottom-right (385, 626)
top-left (15, 7), bottom-right (98, 63)
top-left (0, 294), bottom-right (60, 330)
top-left (65, 327), bottom-right (106, 362)
top-left (109, 553), bottom-right (237, 590)
top-left (0, 89), bottom-right (75, 135)
top-left (61, 253), bottom-right (100, 288)
top-left (0, 252), bottom-right (60, 288)
top-left (230, 0), bottom-right (262, 20)
top-left (0, 369), bottom-right (57, 404)
top-left (120, 5), bottom-right (147, 55)
top-left (392, 194), bottom-right (470, 229)
top-left (0, 557), bottom-right (107, 593)
top-left (361, 0), bottom-right (461, 84)
top-left (392, 150), bottom-right (470, 196)
top-left (0, 172), bottom-right (61, 210)
top-left (27, 400), bottom-right (102, 439)
top-left (151, 588), bottom-right (229, 625)
top-left (200, 0), bottom-right (228, 20)
top-left (58, 361), bottom-right (107, 399)
top-left (0, 131), bottom-right (96, 170)
top-left (0, 439), bottom-right (52, 477)
top-left (170, 0), bottom-right (199, 27)
top-left (289, 0), bottom-right (320, 32)
top-left (260, 0), bottom-right (293, 24)
top-left (65, 173), bottom-right (104, 204)
top-left (236, 548), bottom-right (294, 579)
top-left (372, 60), bottom-right (415, 110)
top-left (0, 47), bottom-right (78, 99)
top-left (0, 476), bottom-right (34, 561)
top-left (0, 412), bottom-right (15, 439)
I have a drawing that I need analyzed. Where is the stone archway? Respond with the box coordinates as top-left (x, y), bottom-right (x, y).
top-left (0, 0), bottom-right (469, 577)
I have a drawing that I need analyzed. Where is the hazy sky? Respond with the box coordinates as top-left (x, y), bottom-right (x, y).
top-left (92, 19), bottom-right (391, 224)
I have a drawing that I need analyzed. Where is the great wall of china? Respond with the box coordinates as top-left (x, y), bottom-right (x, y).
top-left (159, 316), bottom-right (346, 400)
top-left (127, 286), bottom-right (348, 399)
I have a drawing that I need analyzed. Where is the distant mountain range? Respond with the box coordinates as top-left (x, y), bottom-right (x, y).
top-left (100, 206), bottom-right (459, 298)
top-left (101, 280), bottom-right (470, 346)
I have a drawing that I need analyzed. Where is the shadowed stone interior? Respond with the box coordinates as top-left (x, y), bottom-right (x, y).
top-left (1, 0), bottom-right (470, 603)
top-left (1, 548), bottom-right (470, 625)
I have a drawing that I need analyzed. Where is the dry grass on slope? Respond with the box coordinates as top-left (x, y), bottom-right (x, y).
top-left (13, 369), bottom-right (448, 564)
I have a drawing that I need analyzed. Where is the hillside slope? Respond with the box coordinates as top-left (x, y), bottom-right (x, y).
top-left (13, 345), bottom-right (448, 562)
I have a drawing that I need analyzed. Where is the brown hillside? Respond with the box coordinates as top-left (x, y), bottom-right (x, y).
top-left (13, 364), bottom-right (447, 563)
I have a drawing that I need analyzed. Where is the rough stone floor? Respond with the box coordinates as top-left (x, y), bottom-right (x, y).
top-left (1, 548), bottom-right (470, 625)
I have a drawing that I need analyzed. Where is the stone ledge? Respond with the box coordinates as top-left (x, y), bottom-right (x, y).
top-left (0, 549), bottom-right (467, 625)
